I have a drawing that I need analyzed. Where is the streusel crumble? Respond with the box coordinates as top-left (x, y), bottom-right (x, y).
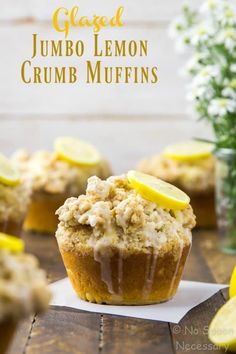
top-left (56, 174), bottom-right (195, 305)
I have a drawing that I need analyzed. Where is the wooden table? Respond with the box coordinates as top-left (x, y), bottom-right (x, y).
top-left (1, 1), bottom-right (234, 352)
top-left (6, 229), bottom-right (236, 354)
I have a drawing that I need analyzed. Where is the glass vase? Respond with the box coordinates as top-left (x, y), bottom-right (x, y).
top-left (215, 148), bottom-right (236, 254)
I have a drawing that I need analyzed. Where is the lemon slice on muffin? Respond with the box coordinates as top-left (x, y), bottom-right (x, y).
top-left (127, 170), bottom-right (190, 210)
top-left (229, 265), bottom-right (236, 298)
top-left (0, 232), bottom-right (24, 253)
top-left (163, 141), bottom-right (213, 162)
top-left (208, 296), bottom-right (236, 352)
top-left (54, 137), bottom-right (101, 166)
top-left (0, 153), bottom-right (20, 186)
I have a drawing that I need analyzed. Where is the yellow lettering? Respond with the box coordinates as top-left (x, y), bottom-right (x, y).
top-left (52, 7), bottom-right (69, 38)
top-left (87, 61), bottom-right (101, 83)
top-left (151, 67), bottom-right (158, 83)
top-left (70, 6), bottom-right (79, 26)
top-left (21, 60), bottom-right (31, 83)
top-left (69, 67), bottom-right (77, 83)
top-left (110, 6), bottom-right (124, 27)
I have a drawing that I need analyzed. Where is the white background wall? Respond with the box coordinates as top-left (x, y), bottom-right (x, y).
top-left (0, 0), bottom-right (212, 172)
top-left (0, 0), bottom-right (201, 115)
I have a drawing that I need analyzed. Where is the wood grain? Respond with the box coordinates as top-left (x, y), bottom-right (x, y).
top-left (7, 317), bottom-right (34, 354)
top-left (101, 316), bottom-right (173, 354)
top-left (26, 308), bottom-right (101, 354)
top-left (198, 231), bottom-right (236, 285)
top-left (23, 231), bottom-right (66, 283)
top-left (183, 231), bottom-right (215, 283)
top-left (171, 230), bottom-right (227, 354)
top-left (6, 227), bottom-right (229, 354)
top-left (171, 292), bottom-right (225, 354)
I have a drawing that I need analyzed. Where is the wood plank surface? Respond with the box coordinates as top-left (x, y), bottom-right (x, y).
top-left (171, 233), bottom-right (227, 354)
top-left (26, 308), bottom-right (101, 354)
top-left (101, 316), bottom-right (173, 354)
top-left (198, 231), bottom-right (236, 285)
top-left (1, 1), bottom-right (235, 352)
top-left (6, 227), bottom-right (233, 354)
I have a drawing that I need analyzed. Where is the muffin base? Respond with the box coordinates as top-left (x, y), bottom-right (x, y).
top-left (0, 219), bottom-right (23, 238)
top-left (0, 320), bottom-right (17, 354)
top-left (23, 195), bottom-right (65, 234)
top-left (189, 191), bottom-right (216, 228)
top-left (60, 245), bottom-right (191, 305)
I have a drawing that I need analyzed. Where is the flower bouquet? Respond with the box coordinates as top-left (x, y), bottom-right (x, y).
top-left (171, 0), bottom-right (236, 253)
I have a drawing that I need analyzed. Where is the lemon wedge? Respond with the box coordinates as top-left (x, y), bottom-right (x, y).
top-left (163, 141), bottom-right (213, 162)
top-left (208, 296), bottom-right (236, 352)
top-left (54, 137), bottom-right (101, 166)
top-left (0, 153), bottom-right (20, 186)
top-left (127, 170), bottom-right (190, 210)
top-left (0, 232), bottom-right (24, 253)
top-left (229, 266), bottom-right (236, 298)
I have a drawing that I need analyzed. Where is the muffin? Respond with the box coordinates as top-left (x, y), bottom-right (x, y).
top-left (0, 237), bottom-right (51, 353)
top-left (56, 173), bottom-right (195, 305)
top-left (0, 154), bottom-right (31, 237)
top-left (138, 142), bottom-right (216, 228)
top-left (12, 139), bottom-right (111, 234)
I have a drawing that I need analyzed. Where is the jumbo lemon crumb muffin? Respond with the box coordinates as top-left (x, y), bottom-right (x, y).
top-left (138, 142), bottom-right (216, 228)
top-left (0, 237), bottom-right (51, 353)
top-left (56, 173), bottom-right (196, 305)
top-left (12, 140), bottom-right (111, 234)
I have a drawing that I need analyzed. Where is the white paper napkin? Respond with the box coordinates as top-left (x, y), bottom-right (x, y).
top-left (50, 278), bottom-right (227, 323)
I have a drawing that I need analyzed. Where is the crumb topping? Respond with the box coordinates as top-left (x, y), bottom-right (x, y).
top-left (0, 250), bottom-right (51, 322)
top-left (11, 150), bottom-right (111, 195)
top-left (138, 155), bottom-right (215, 193)
top-left (0, 177), bottom-right (32, 222)
top-left (56, 175), bottom-right (195, 255)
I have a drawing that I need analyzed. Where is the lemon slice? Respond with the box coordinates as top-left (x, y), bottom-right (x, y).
top-left (163, 141), bottom-right (213, 161)
top-left (0, 153), bottom-right (20, 186)
top-left (229, 266), bottom-right (236, 298)
top-left (127, 170), bottom-right (190, 210)
top-left (54, 137), bottom-right (101, 166)
top-left (208, 296), bottom-right (236, 351)
top-left (0, 232), bottom-right (24, 253)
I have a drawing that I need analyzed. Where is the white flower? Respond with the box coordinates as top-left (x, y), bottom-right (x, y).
top-left (191, 24), bottom-right (215, 45)
top-left (208, 98), bottom-right (236, 116)
top-left (229, 78), bottom-right (236, 89)
top-left (230, 64), bottom-right (236, 73)
top-left (175, 34), bottom-right (191, 53)
top-left (187, 81), bottom-right (214, 101)
top-left (200, 0), bottom-right (223, 13)
top-left (187, 86), bottom-right (206, 101)
top-left (222, 87), bottom-right (236, 99)
top-left (186, 55), bottom-right (202, 74)
top-left (172, 0), bottom-right (236, 121)
top-left (169, 18), bottom-right (185, 38)
top-left (217, 5), bottom-right (236, 26)
top-left (192, 65), bottom-right (220, 86)
top-left (216, 28), bottom-right (236, 50)
top-left (222, 79), bottom-right (236, 99)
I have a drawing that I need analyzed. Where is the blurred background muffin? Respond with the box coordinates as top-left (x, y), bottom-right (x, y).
top-left (138, 141), bottom-right (215, 228)
top-left (0, 154), bottom-right (31, 238)
top-left (12, 137), bottom-right (111, 234)
top-left (0, 233), bottom-right (51, 354)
